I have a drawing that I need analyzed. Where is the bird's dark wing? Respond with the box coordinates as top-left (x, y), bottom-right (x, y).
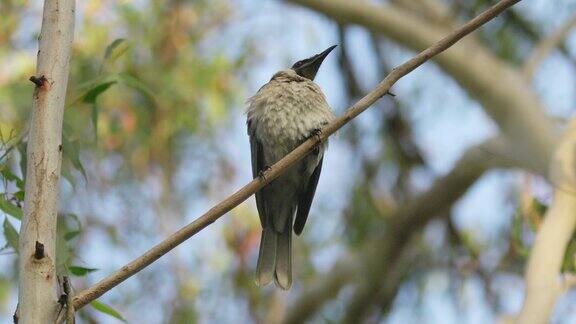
top-left (294, 157), bottom-right (323, 235)
top-left (248, 123), bottom-right (267, 226)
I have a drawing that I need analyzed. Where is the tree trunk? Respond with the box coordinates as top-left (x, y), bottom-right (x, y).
top-left (17, 0), bottom-right (75, 323)
top-left (516, 119), bottom-right (576, 324)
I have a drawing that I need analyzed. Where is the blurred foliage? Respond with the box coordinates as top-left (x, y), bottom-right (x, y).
top-left (0, 0), bottom-right (575, 323)
top-left (0, 0), bottom-right (252, 321)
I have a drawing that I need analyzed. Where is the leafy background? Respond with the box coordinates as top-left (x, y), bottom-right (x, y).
top-left (1, 0), bottom-right (576, 323)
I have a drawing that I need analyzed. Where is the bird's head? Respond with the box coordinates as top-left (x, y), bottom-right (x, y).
top-left (291, 45), bottom-right (337, 80)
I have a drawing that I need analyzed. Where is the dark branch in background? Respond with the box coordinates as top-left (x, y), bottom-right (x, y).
top-left (72, 0), bottom-right (522, 310)
top-left (337, 25), bottom-right (363, 99)
top-left (344, 137), bottom-right (517, 321)
top-left (344, 138), bottom-right (532, 323)
top-left (336, 23), bottom-right (364, 150)
top-left (523, 12), bottom-right (576, 80)
top-left (369, 34), bottom-right (425, 198)
top-left (446, 216), bottom-right (498, 310)
top-left (461, 1), bottom-right (575, 64)
top-left (505, 8), bottom-right (576, 66)
top-left (283, 137), bottom-right (518, 324)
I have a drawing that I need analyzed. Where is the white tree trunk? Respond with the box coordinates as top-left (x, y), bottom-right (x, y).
top-left (17, 0), bottom-right (75, 323)
top-left (516, 119), bottom-right (576, 324)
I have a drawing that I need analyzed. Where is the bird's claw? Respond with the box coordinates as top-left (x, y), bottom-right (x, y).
top-left (311, 128), bottom-right (323, 142)
top-left (258, 166), bottom-right (271, 181)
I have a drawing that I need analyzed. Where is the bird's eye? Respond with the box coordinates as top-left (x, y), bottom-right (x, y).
top-left (293, 61), bottom-right (303, 68)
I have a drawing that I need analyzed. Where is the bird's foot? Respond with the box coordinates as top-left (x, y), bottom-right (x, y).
top-left (258, 166), bottom-right (271, 181)
top-left (310, 128), bottom-right (323, 142)
top-left (309, 128), bottom-right (324, 155)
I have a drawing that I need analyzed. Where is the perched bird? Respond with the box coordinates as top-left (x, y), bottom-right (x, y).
top-left (246, 46), bottom-right (336, 289)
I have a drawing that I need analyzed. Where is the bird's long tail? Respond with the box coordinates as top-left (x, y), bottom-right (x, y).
top-left (255, 225), bottom-right (292, 290)
top-left (275, 222), bottom-right (292, 289)
top-left (256, 227), bottom-right (277, 286)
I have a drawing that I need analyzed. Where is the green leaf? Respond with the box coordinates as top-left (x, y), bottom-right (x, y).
top-left (13, 191), bottom-right (24, 202)
top-left (0, 276), bottom-right (9, 308)
top-left (562, 239), bottom-right (576, 272)
top-left (55, 213), bottom-right (83, 275)
top-left (68, 266), bottom-right (98, 276)
top-left (64, 213), bottom-right (82, 229)
top-left (61, 128), bottom-right (87, 181)
top-left (58, 213), bottom-right (82, 238)
top-left (117, 73), bottom-right (155, 101)
top-left (3, 218), bottom-right (18, 252)
top-left (91, 102), bottom-right (99, 141)
top-left (60, 166), bottom-right (77, 190)
top-left (82, 81), bottom-right (117, 104)
top-left (0, 197), bottom-right (22, 220)
top-left (55, 232), bottom-right (72, 275)
top-left (75, 75), bottom-right (110, 91)
top-left (64, 230), bottom-right (80, 241)
top-left (91, 300), bottom-right (127, 322)
top-left (0, 168), bottom-right (18, 182)
top-left (104, 39), bottom-right (129, 62)
top-left (510, 210), bottom-right (530, 258)
top-left (532, 198), bottom-right (548, 216)
top-left (0, 168), bottom-right (24, 189)
top-left (17, 142), bottom-right (26, 180)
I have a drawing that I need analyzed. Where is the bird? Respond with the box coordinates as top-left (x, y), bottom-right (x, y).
top-left (246, 45), bottom-right (336, 289)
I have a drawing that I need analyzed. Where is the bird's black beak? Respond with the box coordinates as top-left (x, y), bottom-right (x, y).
top-left (292, 45), bottom-right (337, 80)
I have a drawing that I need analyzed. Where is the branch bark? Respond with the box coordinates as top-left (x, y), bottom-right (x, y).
top-left (288, 0), bottom-right (556, 176)
top-left (516, 119), bottom-right (576, 324)
top-left (72, 0), bottom-right (522, 310)
top-left (17, 0), bottom-right (75, 323)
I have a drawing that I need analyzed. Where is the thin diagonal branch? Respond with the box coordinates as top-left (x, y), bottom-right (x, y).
top-left (72, 0), bottom-right (522, 310)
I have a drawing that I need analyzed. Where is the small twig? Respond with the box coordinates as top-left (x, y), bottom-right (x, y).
top-left (28, 75), bottom-right (47, 87)
top-left (34, 241), bottom-right (44, 260)
top-left (72, 0), bottom-right (522, 310)
top-left (63, 277), bottom-right (74, 324)
top-left (0, 130), bottom-right (23, 164)
top-left (337, 24), bottom-right (363, 98)
top-left (13, 304), bottom-right (18, 324)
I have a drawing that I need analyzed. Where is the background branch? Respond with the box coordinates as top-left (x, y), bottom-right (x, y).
top-left (72, 0), bottom-right (523, 310)
top-left (516, 119), bottom-right (576, 324)
top-left (288, 0), bottom-right (556, 175)
top-left (523, 13), bottom-right (576, 80)
top-left (284, 137), bottom-right (520, 323)
top-left (344, 137), bottom-right (518, 321)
